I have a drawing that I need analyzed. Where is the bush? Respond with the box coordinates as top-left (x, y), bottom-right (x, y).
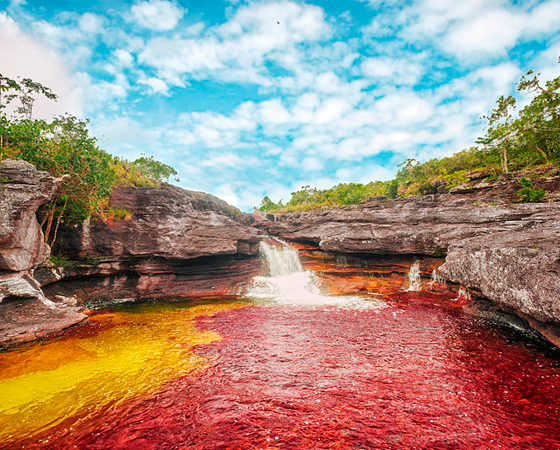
top-left (515, 177), bottom-right (546, 202)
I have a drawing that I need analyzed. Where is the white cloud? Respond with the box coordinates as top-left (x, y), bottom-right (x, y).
top-left (443, 9), bottom-right (524, 58)
top-left (0, 12), bottom-right (82, 117)
top-left (362, 57), bottom-right (424, 85)
top-left (137, 0), bottom-right (331, 86)
top-left (138, 77), bottom-right (169, 95)
top-left (130, 0), bottom-right (185, 32)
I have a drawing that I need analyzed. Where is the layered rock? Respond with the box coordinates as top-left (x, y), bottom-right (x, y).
top-left (59, 185), bottom-right (259, 261)
top-left (45, 184), bottom-right (262, 303)
top-left (0, 160), bottom-right (87, 347)
top-left (257, 195), bottom-right (560, 257)
top-left (0, 159), bottom-right (56, 271)
top-left (0, 161), bottom-right (263, 347)
top-left (256, 184), bottom-right (560, 345)
top-left (439, 229), bottom-right (560, 345)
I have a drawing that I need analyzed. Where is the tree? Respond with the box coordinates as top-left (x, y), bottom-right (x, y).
top-left (479, 95), bottom-right (517, 173)
top-left (133, 155), bottom-right (179, 182)
top-left (15, 78), bottom-right (58, 120)
top-left (516, 68), bottom-right (560, 164)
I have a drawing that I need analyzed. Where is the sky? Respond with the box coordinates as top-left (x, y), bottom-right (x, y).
top-left (1, 0), bottom-right (560, 210)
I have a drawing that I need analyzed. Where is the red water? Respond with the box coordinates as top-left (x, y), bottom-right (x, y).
top-left (24, 293), bottom-right (560, 450)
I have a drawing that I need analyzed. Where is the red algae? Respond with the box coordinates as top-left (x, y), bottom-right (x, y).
top-left (24, 294), bottom-right (560, 450)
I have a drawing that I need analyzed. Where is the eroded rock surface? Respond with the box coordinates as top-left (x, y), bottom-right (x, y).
top-left (59, 185), bottom-right (260, 261)
top-left (256, 189), bottom-right (560, 345)
top-left (0, 161), bottom-right (262, 346)
top-left (46, 184), bottom-right (263, 303)
top-left (0, 160), bottom-right (87, 347)
top-left (257, 196), bottom-right (560, 257)
top-left (0, 160), bottom-right (56, 271)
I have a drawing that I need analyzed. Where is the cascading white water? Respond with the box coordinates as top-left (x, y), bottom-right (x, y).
top-left (406, 261), bottom-right (422, 291)
top-left (246, 239), bottom-right (383, 309)
top-left (429, 269), bottom-right (446, 287)
top-left (454, 286), bottom-right (471, 301)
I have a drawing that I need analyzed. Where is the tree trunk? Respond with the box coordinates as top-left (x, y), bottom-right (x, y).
top-left (536, 146), bottom-right (549, 163)
top-left (50, 198), bottom-right (67, 248)
top-left (43, 206), bottom-right (55, 244)
top-left (502, 145), bottom-right (509, 173)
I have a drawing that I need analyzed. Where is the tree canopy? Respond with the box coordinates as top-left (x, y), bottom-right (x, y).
top-left (0, 77), bottom-right (178, 248)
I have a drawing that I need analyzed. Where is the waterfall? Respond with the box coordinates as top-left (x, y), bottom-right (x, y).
top-left (246, 239), bottom-right (383, 309)
top-left (406, 261), bottom-right (422, 291)
top-left (454, 286), bottom-right (471, 301)
top-left (429, 269), bottom-right (446, 286)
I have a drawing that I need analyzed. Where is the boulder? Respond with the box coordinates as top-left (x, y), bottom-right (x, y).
top-left (0, 160), bottom-right (57, 271)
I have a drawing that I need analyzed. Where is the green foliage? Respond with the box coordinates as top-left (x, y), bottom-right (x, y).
top-left (515, 177), bottom-right (546, 203)
top-left (50, 254), bottom-right (75, 268)
top-left (257, 57), bottom-right (560, 212)
top-left (133, 155), bottom-right (179, 183)
top-left (0, 76), bottom-right (178, 249)
top-left (385, 180), bottom-right (399, 199)
top-left (483, 174), bottom-right (499, 182)
top-left (107, 207), bottom-right (133, 221)
top-left (81, 258), bottom-right (101, 266)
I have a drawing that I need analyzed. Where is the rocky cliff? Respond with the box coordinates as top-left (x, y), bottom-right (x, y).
top-left (0, 160), bottom-right (262, 347)
top-left (0, 160), bottom-right (86, 347)
top-left (256, 174), bottom-right (560, 345)
top-left (42, 183), bottom-right (262, 303)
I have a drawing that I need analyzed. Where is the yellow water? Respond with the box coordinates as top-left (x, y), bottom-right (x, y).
top-left (0, 299), bottom-right (245, 444)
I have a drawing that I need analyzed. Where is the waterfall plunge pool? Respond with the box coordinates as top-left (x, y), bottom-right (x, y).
top-left (1, 242), bottom-right (560, 449)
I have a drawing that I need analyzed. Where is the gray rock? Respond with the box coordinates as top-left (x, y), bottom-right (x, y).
top-left (439, 230), bottom-right (560, 324)
top-left (0, 159), bottom-right (57, 271)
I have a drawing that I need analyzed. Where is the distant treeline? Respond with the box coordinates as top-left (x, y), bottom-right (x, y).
top-left (259, 58), bottom-right (560, 213)
top-left (0, 73), bottom-right (178, 248)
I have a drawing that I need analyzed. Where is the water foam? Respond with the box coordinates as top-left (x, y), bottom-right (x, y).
top-left (247, 239), bottom-right (383, 309)
top-left (406, 261), bottom-right (422, 291)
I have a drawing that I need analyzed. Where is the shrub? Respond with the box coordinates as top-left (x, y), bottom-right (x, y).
top-left (515, 177), bottom-right (546, 202)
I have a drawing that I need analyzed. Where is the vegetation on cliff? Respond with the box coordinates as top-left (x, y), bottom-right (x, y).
top-left (0, 74), bottom-right (177, 247)
top-left (259, 61), bottom-right (560, 213)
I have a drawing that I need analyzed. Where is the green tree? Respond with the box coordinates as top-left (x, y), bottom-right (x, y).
top-left (133, 155), bottom-right (179, 182)
top-left (479, 95), bottom-right (517, 173)
top-left (15, 77), bottom-right (58, 120)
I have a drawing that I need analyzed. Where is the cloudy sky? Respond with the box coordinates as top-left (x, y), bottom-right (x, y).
top-left (1, 0), bottom-right (559, 209)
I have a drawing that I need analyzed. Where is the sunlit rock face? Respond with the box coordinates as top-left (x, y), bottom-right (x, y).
top-left (59, 185), bottom-right (260, 261)
top-left (44, 184), bottom-right (264, 303)
top-left (0, 160), bottom-right (86, 348)
top-left (440, 229), bottom-right (560, 346)
top-left (0, 160), bottom-right (56, 272)
top-left (256, 196), bottom-right (560, 257)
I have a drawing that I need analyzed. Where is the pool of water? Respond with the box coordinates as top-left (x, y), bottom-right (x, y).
top-left (2, 246), bottom-right (560, 449)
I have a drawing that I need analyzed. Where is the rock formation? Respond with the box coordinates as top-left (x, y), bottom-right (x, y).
top-left (255, 176), bottom-right (560, 345)
top-left (43, 183), bottom-right (262, 303)
top-left (0, 160), bottom-right (262, 347)
top-left (0, 159), bottom-right (87, 347)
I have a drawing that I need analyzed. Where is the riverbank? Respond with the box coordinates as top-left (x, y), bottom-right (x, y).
top-left (1, 159), bottom-right (560, 348)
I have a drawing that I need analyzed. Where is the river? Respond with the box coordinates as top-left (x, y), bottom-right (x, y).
top-left (1, 242), bottom-right (560, 449)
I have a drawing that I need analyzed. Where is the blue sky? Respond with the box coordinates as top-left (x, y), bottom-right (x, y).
top-left (1, 0), bottom-right (560, 210)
